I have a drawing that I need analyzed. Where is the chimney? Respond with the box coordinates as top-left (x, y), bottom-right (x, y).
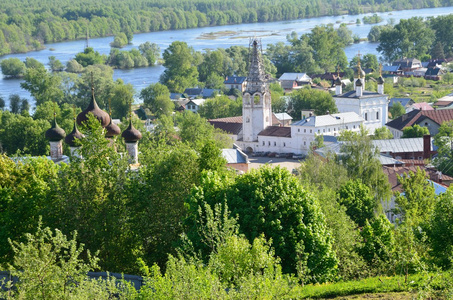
top-left (402, 114), bottom-right (408, 122)
top-left (423, 134), bottom-right (431, 159)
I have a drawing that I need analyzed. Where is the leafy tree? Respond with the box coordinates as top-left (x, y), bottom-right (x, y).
top-left (160, 41), bottom-right (199, 92)
top-left (75, 47), bottom-right (106, 67)
top-left (198, 95), bottom-right (242, 119)
top-left (378, 17), bottom-right (434, 62)
top-left (140, 83), bottom-right (173, 117)
top-left (0, 57), bottom-right (26, 77)
top-left (350, 53), bottom-right (378, 71)
top-left (402, 124), bottom-right (429, 138)
top-left (187, 167), bottom-right (338, 281)
top-left (110, 32), bottom-right (128, 48)
top-left (48, 55), bottom-right (64, 72)
top-left (394, 168), bottom-right (436, 224)
top-left (176, 111), bottom-right (231, 150)
top-left (0, 111), bottom-right (50, 155)
top-left (109, 80), bottom-right (134, 119)
top-left (338, 179), bottom-right (376, 227)
top-left (21, 68), bottom-right (64, 106)
top-left (24, 57), bottom-right (44, 69)
top-left (358, 214), bottom-right (395, 266)
top-left (339, 127), bottom-right (391, 201)
top-left (428, 189), bottom-right (453, 268)
top-left (139, 42), bottom-right (160, 66)
top-left (66, 59), bottom-right (84, 73)
top-left (302, 24), bottom-right (348, 72)
top-left (9, 94), bottom-right (21, 114)
top-left (4, 223), bottom-right (100, 300)
top-left (289, 87), bottom-right (337, 118)
top-left (336, 23), bottom-right (353, 46)
top-left (373, 126), bottom-right (393, 139)
top-left (0, 96), bottom-right (5, 110)
top-left (390, 101), bottom-right (406, 119)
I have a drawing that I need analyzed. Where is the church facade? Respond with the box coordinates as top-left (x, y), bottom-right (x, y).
top-left (209, 41), bottom-right (388, 156)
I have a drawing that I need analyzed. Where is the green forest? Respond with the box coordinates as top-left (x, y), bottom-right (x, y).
top-left (1, 0), bottom-right (452, 55)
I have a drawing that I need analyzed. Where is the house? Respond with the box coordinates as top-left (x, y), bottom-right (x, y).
top-left (434, 100), bottom-right (453, 110)
top-left (274, 113), bottom-right (293, 126)
top-left (333, 68), bottom-right (388, 133)
top-left (383, 65), bottom-right (403, 76)
top-left (289, 112), bottom-right (364, 155)
top-left (185, 99), bottom-right (205, 113)
top-left (389, 98), bottom-right (415, 111)
top-left (224, 76), bottom-right (247, 92)
top-left (386, 109), bottom-right (453, 138)
top-left (174, 99), bottom-right (190, 112)
top-left (372, 135), bottom-right (436, 160)
top-left (278, 73), bottom-right (312, 90)
top-left (222, 145), bottom-right (250, 173)
top-left (314, 135), bottom-right (436, 162)
top-left (424, 67), bottom-right (444, 80)
top-left (407, 102), bottom-right (433, 112)
top-left (183, 88), bottom-right (219, 99)
top-left (392, 58), bottom-right (422, 72)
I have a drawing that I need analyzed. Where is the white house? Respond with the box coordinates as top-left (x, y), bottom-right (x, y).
top-left (289, 112), bottom-right (364, 155)
top-left (224, 76), bottom-right (247, 92)
top-left (186, 99), bottom-right (206, 113)
top-left (333, 65), bottom-right (388, 133)
top-left (278, 73), bottom-right (312, 90)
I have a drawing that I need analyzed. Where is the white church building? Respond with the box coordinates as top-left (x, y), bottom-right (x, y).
top-left (209, 40), bottom-right (388, 156)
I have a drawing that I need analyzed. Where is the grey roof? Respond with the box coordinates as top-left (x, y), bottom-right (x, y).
top-left (274, 113), bottom-right (293, 121)
top-left (292, 112), bottom-right (363, 127)
top-left (335, 90), bottom-right (384, 99)
top-left (224, 76), bottom-right (247, 84)
top-left (323, 135), bottom-right (338, 143)
top-left (379, 155), bottom-right (404, 166)
top-left (372, 137), bottom-right (437, 153)
top-left (383, 65), bottom-right (401, 72)
top-left (278, 73), bottom-right (311, 81)
top-left (222, 149), bottom-right (249, 164)
top-left (389, 98), bottom-right (414, 108)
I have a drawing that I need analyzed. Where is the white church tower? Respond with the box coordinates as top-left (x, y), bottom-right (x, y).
top-left (242, 38), bottom-right (272, 145)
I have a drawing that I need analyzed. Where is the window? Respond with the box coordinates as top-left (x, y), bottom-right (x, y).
top-left (298, 129), bottom-right (300, 132)
top-left (310, 130), bottom-right (312, 133)
top-left (346, 126), bottom-right (348, 129)
top-left (283, 142), bottom-right (286, 147)
top-left (353, 125), bottom-right (356, 129)
top-left (262, 141), bottom-right (265, 146)
top-left (334, 128), bottom-right (336, 131)
top-left (328, 128), bottom-right (330, 132)
top-left (268, 141), bottom-right (270, 146)
top-left (304, 141), bottom-right (306, 145)
top-left (304, 129), bottom-right (306, 133)
top-left (365, 113), bottom-right (368, 121)
top-left (425, 122), bottom-right (428, 126)
top-left (318, 130), bottom-right (320, 133)
top-left (274, 142), bottom-right (276, 146)
top-left (246, 117), bottom-right (250, 123)
top-left (376, 112), bottom-right (379, 120)
top-left (323, 129), bottom-right (325, 133)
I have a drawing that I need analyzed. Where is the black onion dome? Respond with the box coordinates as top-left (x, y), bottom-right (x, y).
top-left (355, 78), bottom-right (362, 86)
top-left (377, 76), bottom-right (385, 84)
top-left (334, 76), bottom-right (342, 85)
top-left (65, 120), bottom-right (84, 147)
top-left (46, 117), bottom-right (66, 141)
top-left (122, 120), bottom-right (142, 143)
top-left (76, 87), bottom-right (110, 127)
top-left (105, 119), bottom-right (121, 138)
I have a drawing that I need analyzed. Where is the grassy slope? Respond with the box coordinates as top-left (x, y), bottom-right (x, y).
top-left (289, 273), bottom-right (448, 299)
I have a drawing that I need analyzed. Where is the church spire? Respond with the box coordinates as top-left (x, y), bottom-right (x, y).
top-left (245, 38), bottom-right (268, 95)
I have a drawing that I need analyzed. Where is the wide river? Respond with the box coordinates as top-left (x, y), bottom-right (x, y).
top-left (1, 6), bottom-right (453, 106)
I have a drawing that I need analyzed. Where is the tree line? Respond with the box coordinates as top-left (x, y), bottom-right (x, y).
top-left (1, 0), bottom-right (453, 56)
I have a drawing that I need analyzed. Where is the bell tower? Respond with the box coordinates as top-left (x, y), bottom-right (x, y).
top-left (242, 38), bottom-right (272, 143)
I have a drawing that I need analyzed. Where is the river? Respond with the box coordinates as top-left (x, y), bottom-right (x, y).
top-left (1, 6), bottom-right (453, 107)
